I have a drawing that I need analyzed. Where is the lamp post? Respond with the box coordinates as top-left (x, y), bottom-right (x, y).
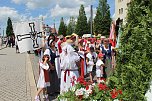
top-left (90, 5), bottom-right (93, 38)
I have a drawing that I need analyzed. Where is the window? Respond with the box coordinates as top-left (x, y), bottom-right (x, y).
top-left (121, 8), bottom-right (123, 14)
top-left (119, 9), bottom-right (121, 14)
top-left (118, 0), bottom-right (123, 2)
top-left (119, 8), bottom-right (123, 14)
top-left (127, 2), bottom-right (131, 7)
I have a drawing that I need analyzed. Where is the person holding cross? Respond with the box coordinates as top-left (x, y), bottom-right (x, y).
top-left (60, 39), bottom-right (80, 93)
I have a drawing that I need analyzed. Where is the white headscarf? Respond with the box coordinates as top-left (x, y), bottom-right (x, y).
top-left (60, 44), bottom-right (80, 70)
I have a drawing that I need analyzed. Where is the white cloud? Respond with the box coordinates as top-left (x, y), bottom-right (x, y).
top-left (12, 0), bottom-right (93, 10)
top-left (50, 4), bottom-right (79, 18)
top-left (0, 7), bottom-right (22, 35)
top-left (26, 0), bottom-right (52, 10)
top-left (50, 4), bottom-right (96, 21)
top-left (0, 7), bottom-right (21, 22)
top-left (9, 0), bottom-right (101, 30)
top-left (11, 0), bottom-right (96, 23)
top-left (49, 4), bottom-right (96, 30)
top-left (0, 6), bottom-right (43, 29)
top-left (11, 0), bottom-right (24, 4)
top-left (58, 0), bottom-right (86, 8)
top-left (12, 0), bottom-right (53, 10)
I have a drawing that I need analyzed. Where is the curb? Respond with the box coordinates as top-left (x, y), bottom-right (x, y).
top-left (26, 53), bottom-right (37, 101)
top-left (0, 46), bottom-right (6, 50)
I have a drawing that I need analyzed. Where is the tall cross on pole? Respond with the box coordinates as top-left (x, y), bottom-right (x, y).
top-left (16, 22), bottom-right (42, 48)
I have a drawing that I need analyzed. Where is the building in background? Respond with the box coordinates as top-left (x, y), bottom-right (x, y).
top-left (43, 24), bottom-right (57, 37)
top-left (114, 0), bottom-right (131, 24)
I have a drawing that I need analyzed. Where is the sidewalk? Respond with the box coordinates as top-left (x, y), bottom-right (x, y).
top-left (0, 47), bottom-right (37, 101)
top-left (0, 44), bottom-right (6, 50)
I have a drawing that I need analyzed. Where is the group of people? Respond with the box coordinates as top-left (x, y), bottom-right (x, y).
top-left (0, 35), bottom-right (18, 51)
top-left (34, 33), bottom-right (116, 101)
top-left (6, 35), bottom-right (15, 48)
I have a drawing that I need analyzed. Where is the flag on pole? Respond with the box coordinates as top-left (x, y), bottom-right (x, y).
top-left (116, 27), bottom-right (122, 48)
top-left (13, 21), bottom-right (43, 53)
top-left (109, 22), bottom-right (116, 47)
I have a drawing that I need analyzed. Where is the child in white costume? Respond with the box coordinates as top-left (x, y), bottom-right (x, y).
top-left (96, 53), bottom-right (104, 84)
top-left (60, 40), bottom-right (80, 93)
top-left (35, 54), bottom-right (50, 101)
top-left (86, 46), bottom-right (97, 82)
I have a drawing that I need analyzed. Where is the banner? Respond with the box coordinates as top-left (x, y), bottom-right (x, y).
top-left (13, 21), bottom-right (43, 53)
top-left (109, 22), bottom-right (116, 47)
top-left (116, 27), bottom-right (122, 48)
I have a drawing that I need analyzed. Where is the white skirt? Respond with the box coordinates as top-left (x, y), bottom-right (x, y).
top-left (37, 71), bottom-right (50, 88)
top-left (87, 66), bottom-right (93, 73)
top-left (60, 70), bottom-right (79, 94)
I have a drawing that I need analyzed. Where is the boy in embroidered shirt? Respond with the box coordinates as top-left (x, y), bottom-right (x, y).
top-left (96, 53), bottom-right (104, 84)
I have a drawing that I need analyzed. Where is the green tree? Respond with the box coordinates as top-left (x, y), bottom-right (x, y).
top-left (66, 17), bottom-right (76, 35)
top-left (75, 5), bottom-right (89, 36)
top-left (58, 17), bottom-right (67, 36)
top-left (6, 17), bottom-right (14, 36)
top-left (94, 0), bottom-right (111, 36)
top-left (109, 0), bottom-right (152, 100)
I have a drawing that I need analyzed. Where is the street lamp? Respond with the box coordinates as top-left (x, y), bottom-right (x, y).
top-left (90, 5), bottom-right (93, 38)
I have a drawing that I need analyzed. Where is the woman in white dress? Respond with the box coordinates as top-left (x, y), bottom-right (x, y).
top-left (35, 54), bottom-right (50, 101)
top-left (60, 40), bottom-right (80, 93)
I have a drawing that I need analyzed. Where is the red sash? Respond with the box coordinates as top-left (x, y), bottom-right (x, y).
top-left (80, 58), bottom-right (85, 78)
top-left (39, 62), bottom-right (50, 82)
top-left (79, 48), bottom-right (85, 79)
top-left (43, 69), bottom-right (50, 82)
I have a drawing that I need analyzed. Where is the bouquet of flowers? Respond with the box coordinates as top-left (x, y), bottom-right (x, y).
top-left (58, 77), bottom-right (123, 101)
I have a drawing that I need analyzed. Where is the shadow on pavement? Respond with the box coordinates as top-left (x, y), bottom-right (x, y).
top-left (0, 54), bottom-right (7, 55)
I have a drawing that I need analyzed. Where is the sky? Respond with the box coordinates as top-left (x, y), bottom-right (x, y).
top-left (0, 0), bottom-right (115, 35)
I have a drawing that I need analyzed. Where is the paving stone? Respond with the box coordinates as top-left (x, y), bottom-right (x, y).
top-left (0, 48), bottom-right (32, 101)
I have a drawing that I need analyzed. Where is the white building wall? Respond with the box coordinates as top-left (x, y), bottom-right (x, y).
top-left (114, 0), bottom-right (131, 24)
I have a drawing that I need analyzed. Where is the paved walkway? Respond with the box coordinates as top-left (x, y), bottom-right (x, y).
top-left (0, 47), bottom-right (37, 101)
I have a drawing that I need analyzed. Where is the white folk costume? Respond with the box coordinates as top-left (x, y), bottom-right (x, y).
top-left (60, 42), bottom-right (80, 93)
top-left (37, 62), bottom-right (50, 88)
top-left (96, 59), bottom-right (104, 77)
top-left (86, 52), bottom-right (97, 73)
